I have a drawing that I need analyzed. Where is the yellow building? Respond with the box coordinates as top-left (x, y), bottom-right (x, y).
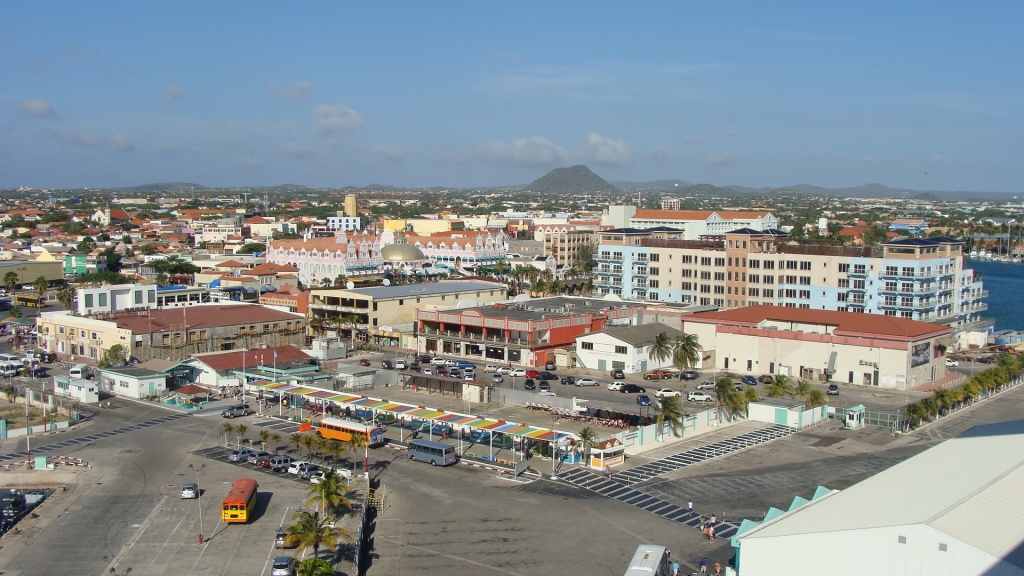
top-left (344, 194), bottom-right (358, 218)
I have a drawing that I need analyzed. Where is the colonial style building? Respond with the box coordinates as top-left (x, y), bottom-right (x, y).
top-left (267, 230), bottom-right (384, 286)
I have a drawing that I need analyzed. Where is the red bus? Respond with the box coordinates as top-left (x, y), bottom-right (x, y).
top-left (222, 478), bottom-right (258, 523)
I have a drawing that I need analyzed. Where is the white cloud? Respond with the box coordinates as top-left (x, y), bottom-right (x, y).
top-left (313, 104), bottom-right (364, 137)
top-left (702, 151), bottom-right (734, 166)
top-left (14, 98), bottom-right (55, 117)
top-left (478, 136), bottom-right (567, 168)
top-left (50, 130), bottom-right (133, 151)
top-left (270, 81), bottom-right (313, 103)
top-left (165, 84), bottom-right (187, 101)
top-left (582, 133), bottom-right (634, 166)
top-left (280, 142), bottom-right (315, 159)
top-left (373, 144), bottom-right (406, 162)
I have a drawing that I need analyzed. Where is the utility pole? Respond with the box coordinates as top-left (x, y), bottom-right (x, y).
top-left (190, 463), bottom-right (205, 545)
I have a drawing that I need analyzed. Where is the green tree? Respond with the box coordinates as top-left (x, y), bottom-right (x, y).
top-left (99, 247), bottom-right (123, 273)
top-left (715, 377), bottom-right (746, 421)
top-left (3, 271), bottom-right (18, 296)
top-left (138, 243), bottom-right (160, 255)
top-left (236, 243), bottom-right (266, 254)
top-left (647, 332), bottom-right (675, 367)
top-left (77, 236), bottom-right (96, 253)
top-left (222, 422), bottom-right (235, 444)
top-left (795, 379), bottom-right (814, 401)
top-left (805, 388), bottom-right (826, 408)
top-left (155, 272), bottom-right (170, 286)
top-left (305, 468), bottom-right (352, 515)
top-left (271, 432), bottom-right (282, 452)
top-left (345, 432), bottom-right (367, 471)
top-left (671, 333), bottom-right (702, 379)
top-left (764, 375), bottom-right (794, 398)
top-left (905, 403), bottom-right (926, 427)
top-left (63, 221), bottom-right (86, 235)
top-left (8, 306), bottom-right (22, 320)
top-left (573, 426), bottom-right (598, 463)
top-left (259, 429), bottom-right (271, 451)
top-left (56, 283), bottom-right (75, 310)
top-left (296, 558), bottom-right (335, 576)
top-left (237, 424), bottom-right (249, 447)
top-left (655, 395), bottom-right (686, 438)
top-left (290, 433), bottom-right (304, 455)
top-left (3, 384), bottom-right (17, 403)
top-left (33, 276), bottom-right (49, 301)
top-left (324, 439), bottom-right (346, 465)
top-left (284, 510), bottom-right (346, 558)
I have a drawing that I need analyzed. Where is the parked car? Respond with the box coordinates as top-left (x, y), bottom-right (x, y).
top-left (180, 482), bottom-right (198, 499)
top-left (643, 370), bottom-right (674, 380)
top-left (271, 556), bottom-right (298, 576)
top-left (395, 360), bottom-right (408, 370)
top-left (358, 358), bottom-right (371, 367)
top-left (654, 388), bottom-right (682, 398)
top-left (409, 362), bottom-right (421, 373)
top-left (496, 366), bottom-right (514, 375)
top-left (464, 373), bottom-right (475, 381)
top-left (416, 354), bottom-right (433, 364)
top-left (510, 368), bottom-right (527, 377)
top-left (607, 381), bottom-right (626, 391)
top-left (435, 367), bottom-right (448, 376)
top-left (621, 384), bottom-right (646, 394)
top-left (687, 391), bottom-right (714, 403)
top-left (525, 369), bottom-right (539, 378)
top-left (431, 357), bottom-right (448, 366)
top-left (296, 463), bottom-right (320, 479)
top-left (827, 384), bottom-right (840, 395)
top-left (227, 449), bottom-right (253, 462)
top-left (576, 377), bottom-right (598, 387)
top-left (485, 364), bottom-right (499, 373)
top-left (539, 382), bottom-right (550, 392)
top-left (247, 451), bottom-right (270, 465)
top-left (945, 358), bottom-right (960, 367)
top-left (448, 369), bottom-right (461, 378)
top-left (422, 367), bottom-right (433, 375)
top-left (455, 361), bottom-right (475, 369)
top-left (308, 471), bottom-right (326, 484)
top-left (445, 359), bottom-right (458, 367)
top-left (287, 460), bottom-right (310, 475)
top-left (682, 370), bottom-right (698, 380)
top-left (523, 379), bottom-right (536, 390)
top-left (381, 360), bottom-right (394, 370)
top-left (610, 369), bottom-right (625, 379)
top-left (537, 371), bottom-right (558, 380)
top-left (741, 375), bottom-right (757, 386)
top-left (560, 376), bottom-right (576, 386)
top-left (545, 361), bottom-right (557, 371)
top-left (492, 373), bottom-right (504, 383)
top-left (269, 456), bottom-right (294, 472)
top-left (636, 394), bottom-right (652, 406)
top-left (696, 381), bottom-right (717, 391)
top-left (275, 529), bottom-right (292, 549)
top-left (256, 454), bottom-right (276, 468)
top-left (221, 404), bottom-right (253, 418)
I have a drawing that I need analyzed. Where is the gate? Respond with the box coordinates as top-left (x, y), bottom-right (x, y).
top-left (864, 409), bottom-right (899, 431)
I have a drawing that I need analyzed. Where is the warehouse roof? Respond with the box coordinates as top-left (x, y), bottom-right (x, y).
top-left (583, 323), bottom-right (684, 346)
top-left (740, 420), bottom-right (1024, 568)
top-left (686, 305), bottom-right (950, 340)
top-left (112, 304), bottom-right (303, 334)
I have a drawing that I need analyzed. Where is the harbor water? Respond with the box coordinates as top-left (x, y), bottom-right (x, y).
top-left (966, 258), bottom-right (1024, 331)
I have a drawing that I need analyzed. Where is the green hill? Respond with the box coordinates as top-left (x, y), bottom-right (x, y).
top-left (526, 165), bottom-right (619, 194)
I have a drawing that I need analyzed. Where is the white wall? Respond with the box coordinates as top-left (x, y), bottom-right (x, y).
top-left (738, 524), bottom-right (1020, 576)
top-left (575, 332), bottom-right (673, 374)
top-left (77, 284), bottom-right (157, 315)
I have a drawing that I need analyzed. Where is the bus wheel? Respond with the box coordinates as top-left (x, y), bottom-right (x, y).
top-left (409, 454), bottom-right (415, 461)
top-left (430, 460), bottom-right (436, 466)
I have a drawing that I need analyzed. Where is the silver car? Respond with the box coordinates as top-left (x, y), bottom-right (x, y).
top-left (227, 449), bottom-right (253, 462)
top-left (271, 556), bottom-right (297, 576)
top-left (247, 450), bottom-right (270, 465)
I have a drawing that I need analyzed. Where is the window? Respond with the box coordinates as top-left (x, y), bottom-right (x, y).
top-left (714, 272), bottom-right (725, 281)
top-left (799, 290), bottom-right (810, 299)
top-left (786, 260), bottom-right (798, 270)
top-left (649, 280), bottom-right (659, 288)
top-left (785, 289), bottom-right (797, 298)
top-left (700, 271), bottom-right (711, 280)
top-left (650, 253), bottom-right (660, 262)
top-left (764, 275), bottom-right (774, 284)
top-left (838, 292), bottom-right (848, 302)
top-left (749, 288), bottom-right (759, 297)
top-left (148, 290), bottom-right (156, 304)
top-left (650, 267), bottom-right (659, 276)
top-left (853, 264), bottom-right (867, 274)
top-left (799, 276), bottom-right (811, 285)
top-left (714, 258), bottom-right (725, 267)
top-left (839, 263), bottom-right (850, 273)
top-left (682, 255), bottom-right (693, 264)
top-left (613, 252), bottom-right (622, 260)
top-left (700, 257), bottom-right (712, 266)
top-left (713, 285), bottom-right (724, 294)
top-left (749, 260), bottom-right (760, 269)
top-left (612, 361), bottom-right (626, 370)
top-left (838, 278), bottom-right (849, 288)
top-left (853, 279), bottom-right (866, 290)
top-left (648, 292), bottom-right (659, 300)
top-left (614, 346), bottom-right (628, 354)
top-left (801, 261), bottom-right (811, 270)
top-left (786, 275), bottom-right (797, 284)
top-left (85, 294), bottom-right (94, 308)
top-left (763, 260), bottom-right (775, 270)
top-left (134, 291), bottom-right (143, 305)
top-left (763, 289), bottom-right (774, 298)
top-left (581, 342), bottom-right (594, 350)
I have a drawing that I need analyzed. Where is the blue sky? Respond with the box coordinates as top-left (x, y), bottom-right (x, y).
top-left (2, 2), bottom-right (1022, 191)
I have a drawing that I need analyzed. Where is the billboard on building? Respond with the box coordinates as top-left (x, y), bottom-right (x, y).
top-left (910, 342), bottom-right (931, 368)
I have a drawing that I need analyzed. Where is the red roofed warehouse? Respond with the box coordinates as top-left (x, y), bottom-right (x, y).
top-left (683, 306), bottom-right (954, 389)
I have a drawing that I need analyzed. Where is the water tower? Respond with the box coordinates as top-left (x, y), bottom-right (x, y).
top-left (344, 194), bottom-right (358, 217)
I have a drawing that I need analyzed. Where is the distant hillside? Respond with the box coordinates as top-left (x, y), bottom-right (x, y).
top-left (360, 183), bottom-right (403, 191)
top-left (526, 165), bottom-right (619, 194)
top-left (116, 182), bottom-right (207, 192)
top-left (264, 184), bottom-right (309, 191)
top-left (677, 183), bottom-right (749, 196)
top-left (611, 179), bottom-right (691, 191)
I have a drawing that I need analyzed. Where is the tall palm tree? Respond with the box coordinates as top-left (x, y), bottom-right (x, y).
top-left (655, 396), bottom-right (686, 438)
top-left (905, 403), bottom-right (926, 427)
top-left (805, 389), bottom-right (826, 408)
top-left (271, 432), bottom-right (282, 452)
top-left (671, 333), bottom-right (701, 379)
top-left (299, 433), bottom-right (316, 457)
top-left (714, 377), bottom-right (745, 421)
top-left (222, 422), bottom-right (235, 445)
top-left (4, 384), bottom-right (18, 404)
top-left (259, 429), bottom-right (271, 451)
top-left (324, 439), bottom-right (346, 465)
top-left (296, 558), bottom-right (335, 576)
top-left (236, 424), bottom-right (249, 447)
top-left (3, 271), bottom-right (18, 298)
top-left (795, 379), bottom-right (814, 401)
top-left (920, 397), bottom-right (938, 419)
top-left (764, 375), bottom-right (794, 398)
top-left (33, 276), bottom-right (49, 301)
top-left (311, 435), bottom-right (327, 463)
top-left (289, 432), bottom-right (304, 455)
top-left (742, 386), bottom-right (761, 412)
top-left (647, 332), bottom-right (675, 367)
top-left (574, 426), bottom-right (598, 465)
top-left (346, 432), bottom-right (368, 472)
top-left (55, 284), bottom-right (75, 310)
top-left (284, 510), bottom-right (346, 559)
top-left (305, 468), bottom-right (352, 514)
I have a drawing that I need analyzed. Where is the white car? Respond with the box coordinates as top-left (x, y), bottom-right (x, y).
top-left (945, 358), bottom-right (959, 367)
top-left (537, 391), bottom-right (557, 397)
top-left (607, 381), bottom-right (626, 391)
top-left (496, 366), bottom-right (513, 375)
top-left (431, 357), bottom-right (448, 366)
top-left (484, 364), bottom-right (499, 373)
top-left (395, 360), bottom-right (408, 370)
top-left (654, 388), bottom-right (682, 398)
top-left (445, 359), bottom-right (458, 367)
top-left (695, 381), bottom-right (717, 391)
top-left (687, 391), bottom-right (714, 403)
top-left (575, 377), bottom-right (598, 387)
top-left (510, 368), bottom-right (527, 377)
top-left (287, 460), bottom-right (309, 475)
top-left (180, 483), bottom-right (198, 499)
top-left (422, 367), bottom-right (433, 375)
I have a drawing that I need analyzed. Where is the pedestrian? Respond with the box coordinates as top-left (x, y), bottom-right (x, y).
top-left (702, 525), bottom-right (709, 540)
top-left (709, 514), bottom-right (716, 527)
top-left (709, 525), bottom-right (715, 541)
top-left (672, 561), bottom-right (679, 576)
top-left (605, 465), bottom-right (611, 481)
top-left (688, 499), bottom-right (693, 513)
top-left (714, 561), bottom-right (722, 576)
top-left (699, 557), bottom-right (708, 574)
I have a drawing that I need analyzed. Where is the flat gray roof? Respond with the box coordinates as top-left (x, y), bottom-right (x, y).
top-left (343, 280), bottom-right (504, 300)
top-left (96, 367), bottom-right (168, 379)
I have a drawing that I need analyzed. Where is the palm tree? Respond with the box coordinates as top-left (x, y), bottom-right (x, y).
top-left (55, 284), bottom-right (75, 310)
top-left (647, 332), bottom-right (675, 367)
top-left (296, 558), bottom-right (335, 576)
top-left (222, 422), bottom-right (235, 445)
top-left (305, 468), bottom-right (352, 514)
top-left (574, 426), bottom-right (598, 465)
top-left (311, 435), bottom-right (327, 463)
top-left (324, 439), bottom-right (346, 465)
top-left (155, 272), bottom-right (170, 286)
top-left (33, 276), bottom-right (49, 301)
top-left (284, 510), bottom-right (346, 559)
top-left (320, 278), bottom-right (332, 288)
top-left (271, 432), bottom-right (282, 452)
top-left (742, 386), bottom-right (761, 410)
top-left (236, 424), bottom-right (249, 447)
top-left (905, 403), bottom-right (926, 427)
top-left (3, 271), bottom-right (18, 298)
top-left (3, 384), bottom-right (17, 404)
top-left (259, 429), bottom-right (271, 451)
top-left (795, 379), bottom-right (814, 401)
top-left (764, 375), bottom-right (794, 398)
top-left (714, 377), bottom-right (745, 421)
top-left (920, 397), bottom-right (938, 420)
top-left (290, 433), bottom-right (304, 456)
top-left (671, 333), bottom-right (701, 379)
top-left (805, 389), bottom-right (826, 408)
top-left (655, 396), bottom-right (686, 438)
top-left (346, 432), bottom-right (368, 472)
top-left (300, 434), bottom-right (316, 459)
top-left (549, 280), bottom-right (563, 295)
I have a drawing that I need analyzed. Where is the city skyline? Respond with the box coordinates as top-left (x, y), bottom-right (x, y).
top-left (3, 2), bottom-right (1023, 192)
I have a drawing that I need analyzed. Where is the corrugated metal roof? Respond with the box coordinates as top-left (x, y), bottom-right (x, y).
top-left (741, 419), bottom-right (1024, 562)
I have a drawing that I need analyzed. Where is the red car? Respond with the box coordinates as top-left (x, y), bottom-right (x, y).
top-left (257, 454), bottom-right (277, 468)
top-left (358, 358), bottom-right (371, 367)
top-left (525, 369), bottom-right (539, 378)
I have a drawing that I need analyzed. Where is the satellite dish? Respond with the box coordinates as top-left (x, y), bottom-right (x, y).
top-left (346, 281), bottom-right (355, 289)
top-left (512, 294), bottom-right (533, 302)
top-left (382, 279), bottom-right (391, 286)
top-left (602, 293), bottom-right (622, 301)
top-left (456, 299), bottom-right (478, 309)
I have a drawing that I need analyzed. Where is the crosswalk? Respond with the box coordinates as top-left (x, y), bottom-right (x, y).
top-left (615, 424), bottom-right (795, 485)
top-left (0, 412), bottom-right (192, 463)
top-left (255, 416), bottom-right (302, 435)
top-left (557, 466), bottom-right (739, 539)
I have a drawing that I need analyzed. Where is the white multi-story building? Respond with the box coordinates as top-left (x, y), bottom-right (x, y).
top-left (629, 210), bottom-right (779, 239)
top-left (326, 216), bottom-right (362, 232)
top-left (77, 284), bottom-right (158, 315)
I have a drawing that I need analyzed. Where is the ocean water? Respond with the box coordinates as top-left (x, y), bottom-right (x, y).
top-left (966, 259), bottom-right (1024, 331)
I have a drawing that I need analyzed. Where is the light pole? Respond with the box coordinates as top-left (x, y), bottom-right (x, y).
top-left (190, 463), bottom-right (205, 545)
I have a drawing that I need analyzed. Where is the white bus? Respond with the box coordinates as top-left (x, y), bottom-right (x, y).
top-left (407, 439), bottom-right (458, 466)
top-left (624, 545), bottom-right (672, 576)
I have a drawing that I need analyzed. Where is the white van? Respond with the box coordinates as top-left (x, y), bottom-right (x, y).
top-left (0, 363), bottom-right (20, 377)
top-left (0, 354), bottom-right (23, 367)
top-left (69, 364), bottom-right (88, 379)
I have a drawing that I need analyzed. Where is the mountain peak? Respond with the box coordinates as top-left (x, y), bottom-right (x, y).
top-left (526, 165), bottom-right (619, 194)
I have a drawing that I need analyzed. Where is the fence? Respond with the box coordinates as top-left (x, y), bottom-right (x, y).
top-left (353, 477), bottom-right (371, 576)
top-left (613, 407), bottom-right (719, 448)
top-left (497, 387), bottom-right (577, 410)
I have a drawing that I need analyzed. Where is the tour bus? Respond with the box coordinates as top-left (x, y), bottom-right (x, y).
top-left (407, 439), bottom-right (458, 466)
top-left (222, 478), bottom-right (259, 523)
top-left (315, 417), bottom-right (385, 447)
top-left (623, 545), bottom-right (672, 576)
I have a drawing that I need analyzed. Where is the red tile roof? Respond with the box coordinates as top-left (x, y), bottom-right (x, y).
top-left (215, 260), bottom-right (247, 268)
top-left (191, 345), bottom-right (310, 371)
top-left (686, 305), bottom-right (951, 340)
top-left (110, 208), bottom-right (132, 220)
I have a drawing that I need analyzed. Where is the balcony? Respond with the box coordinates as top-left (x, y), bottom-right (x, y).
top-left (420, 328), bottom-right (542, 347)
top-left (879, 285), bottom-right (939, 296)
top-left (848, 268), bottom-right (869, 277)
top-left (879, 270), bottom-right (936, 280)
top-left (959, 303), bottom-right (989, 314)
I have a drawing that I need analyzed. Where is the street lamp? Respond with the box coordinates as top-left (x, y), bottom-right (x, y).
top-left (189, 463), bottom-right (205, 545)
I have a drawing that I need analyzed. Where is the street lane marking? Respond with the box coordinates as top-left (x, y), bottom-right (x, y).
top-left (261, 506), bottom-right (291, 576)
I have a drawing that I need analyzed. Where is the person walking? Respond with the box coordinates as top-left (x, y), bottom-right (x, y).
top-left (672, 561), bottom-right (679, 576)
top-left (688, 499), bottom-right (693, 513)
top-left (714, 561), bottom-right (722, 576)
top-left (699, 557), bottom-right (708, 574)
top-left (709, 525), bottom-right (716, 542)
top-left (709, 514), bottom-right (717, 528)
top-left (605, 465), bottom-right (611, 481)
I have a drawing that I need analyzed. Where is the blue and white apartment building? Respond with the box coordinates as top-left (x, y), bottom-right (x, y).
top-left (596, 228), bottom-right (991, 349)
